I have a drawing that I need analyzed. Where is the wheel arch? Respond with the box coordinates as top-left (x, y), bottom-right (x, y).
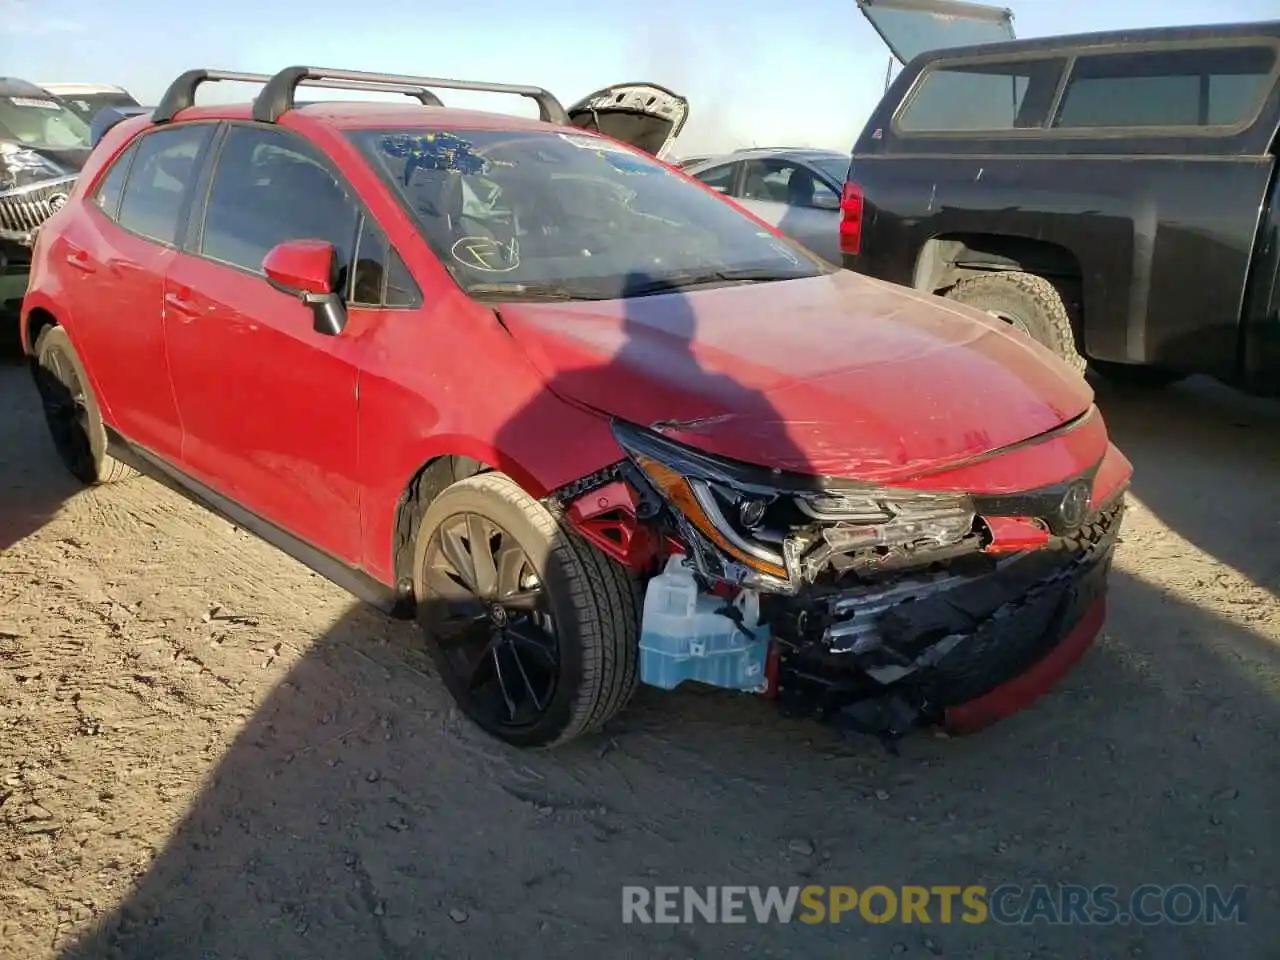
top-left (382, 421), bottom-right (624, 595)
top-left (22, 304), bottom-right (61, 356)
top-left (389, 452), bottom-right (498, 594)
top-left (913, 232), bottom-right (1086, 348)
top-left (20, 304), bottom-right (119, 424)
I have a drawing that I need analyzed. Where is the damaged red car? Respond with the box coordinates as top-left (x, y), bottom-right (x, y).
top-left (21, 66), bottom-right (1132, 748)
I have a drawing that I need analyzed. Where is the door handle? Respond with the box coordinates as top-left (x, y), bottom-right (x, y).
top-left (164, 288), bottom-right (200, 321)
top-left (65, 248), bottom-right (96, 273)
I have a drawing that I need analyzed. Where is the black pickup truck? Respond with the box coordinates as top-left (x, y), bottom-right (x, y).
top-left (840, 8), bottom-right (1280, 395)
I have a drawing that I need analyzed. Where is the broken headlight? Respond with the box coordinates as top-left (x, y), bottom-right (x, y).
top-left (611, 420), bottom-right (977, 592)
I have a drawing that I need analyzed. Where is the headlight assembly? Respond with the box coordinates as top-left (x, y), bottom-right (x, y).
top-left (611, 419), bottom-right (979, 592)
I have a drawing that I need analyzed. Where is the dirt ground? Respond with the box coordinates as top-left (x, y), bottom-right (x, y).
top-left (1, 343), bottom-right (1277, 960)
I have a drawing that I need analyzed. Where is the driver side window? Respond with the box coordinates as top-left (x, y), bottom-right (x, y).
top-left (199, 126), bottom-right (359, 286)
top-left (198, 125), bottom-right (418, 308)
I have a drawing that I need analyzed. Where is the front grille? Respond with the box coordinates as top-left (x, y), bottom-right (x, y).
top-left (0, 175), bottom-right (76, 244)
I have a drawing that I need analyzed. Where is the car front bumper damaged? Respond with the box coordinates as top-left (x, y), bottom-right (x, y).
top-left (553, 418), bottom-right (1128, 743)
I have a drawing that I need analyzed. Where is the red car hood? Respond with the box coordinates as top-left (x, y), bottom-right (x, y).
top-left (496, 270), bottom-right (1095, 482)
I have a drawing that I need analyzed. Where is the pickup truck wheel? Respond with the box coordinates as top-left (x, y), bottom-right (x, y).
top-left (31, 326), bottom-right (137, 485)
top-left (412, 472), bottom-right (639, 748)
top-left (945, 272), bottom-right (1086, 375)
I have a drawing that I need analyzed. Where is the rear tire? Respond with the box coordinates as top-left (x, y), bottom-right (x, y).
top-left (31, 326), bottom-right (137, 485)
top-left (412, 472), bottom-right (639, 747)
top-left (945, 272), bottom-right (1086, 375)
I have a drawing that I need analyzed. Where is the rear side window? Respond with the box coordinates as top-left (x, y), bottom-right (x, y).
top-left (896, 58), bottom-right (1066, 133)
top-left (1053, 46), bottom-right (1277, 130)
top-left (116, 125), bottom-right (212, 245)
top-left (92, 143), bottom-right (136, 220)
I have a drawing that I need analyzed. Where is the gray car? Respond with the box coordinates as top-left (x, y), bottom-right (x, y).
top-left (682, 147), bottom-right (850, 263)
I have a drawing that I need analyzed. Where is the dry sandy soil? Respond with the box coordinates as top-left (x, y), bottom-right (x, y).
top-left (1, 342), bottom-right (1277, 959)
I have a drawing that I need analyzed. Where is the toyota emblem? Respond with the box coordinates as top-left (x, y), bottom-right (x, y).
top-left (1058, 480), bottom-right (1090, 531)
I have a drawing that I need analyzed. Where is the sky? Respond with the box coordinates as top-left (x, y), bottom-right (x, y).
top-left (2, 0), bottom-right (1277, 156)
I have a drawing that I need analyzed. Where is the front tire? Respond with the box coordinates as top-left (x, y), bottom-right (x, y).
top-left (31, 326), bottom-right (137, 485)
top-left (412, 472), bottom-right (639, 747)
top-left (945, 272), bottom-right (1086, 375)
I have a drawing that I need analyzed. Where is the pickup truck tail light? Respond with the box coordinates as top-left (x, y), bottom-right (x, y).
top-left (839, 181), bottom-right (864, 256)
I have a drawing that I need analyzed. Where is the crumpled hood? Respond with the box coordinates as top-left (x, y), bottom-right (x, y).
top-left (496, 269), bottom-right (1095, 482)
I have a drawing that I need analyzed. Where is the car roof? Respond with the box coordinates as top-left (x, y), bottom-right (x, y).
top-left (906, 17), bottom-right (1280, 64)
top-left (160, 100), bottom-right (562, 133)
top-left (690, 147), bottom-right (849, 166)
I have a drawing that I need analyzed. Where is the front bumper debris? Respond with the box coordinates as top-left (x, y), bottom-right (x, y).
top-left (555, 426), bottom-right (1130, 743)
top-left (768, 497), bottom-right (1123, 743)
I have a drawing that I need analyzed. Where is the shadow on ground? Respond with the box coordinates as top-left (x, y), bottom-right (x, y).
top-left (0, 346), bottom-right (85, 555)
top-left (51, 568), bottom-right (1279, 959)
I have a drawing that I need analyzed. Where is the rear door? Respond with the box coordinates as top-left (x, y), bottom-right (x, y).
top-left (52, 122), bottom-right (215, 461)
top-left (566, 83), bottom-right (689, 158)
top-left (856, 0), bottom-right (1015, 64)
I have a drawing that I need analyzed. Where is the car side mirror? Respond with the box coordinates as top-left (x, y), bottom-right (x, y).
top-left (262, 239), bottom-right (347, 336)
top-left (810, 194), bottom-right (841, 211)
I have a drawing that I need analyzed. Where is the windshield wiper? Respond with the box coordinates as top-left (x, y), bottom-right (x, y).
top-left (716, 267), bottom-right (817, 283)
top-left (621, 268), bottom-right (814, 297)
top-left (466, 281), bottom-right (589, 302)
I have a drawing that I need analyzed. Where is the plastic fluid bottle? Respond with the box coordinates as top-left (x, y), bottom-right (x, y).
top-left (638, 555), bottom-right (770, 692)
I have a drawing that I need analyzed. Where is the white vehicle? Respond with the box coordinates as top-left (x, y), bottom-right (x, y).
top-left (37, 83), bottom-right (139, 123)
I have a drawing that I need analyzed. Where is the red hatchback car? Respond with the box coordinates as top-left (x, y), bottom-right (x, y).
top-left (21, 66), bottom-right (1132, 749)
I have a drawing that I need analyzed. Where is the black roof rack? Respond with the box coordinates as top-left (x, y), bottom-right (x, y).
top-left (252, 66), bottom-right (569, 125)
top-left (152, 68), bottom-right (449, 124)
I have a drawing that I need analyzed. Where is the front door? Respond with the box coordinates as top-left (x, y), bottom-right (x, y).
top-left (162, 123), bottom-right (372, 563)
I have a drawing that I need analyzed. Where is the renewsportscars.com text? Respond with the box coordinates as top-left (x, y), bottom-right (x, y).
top-left (621, 884), bottom-right (1248, 926)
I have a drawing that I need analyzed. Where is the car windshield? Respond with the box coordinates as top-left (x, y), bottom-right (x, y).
top-left (812, 156), bottom-right (851, 183)
top-left (349, 127), bottom-right (831, 300)
top-left (0, 94), bottom-right (92, 149)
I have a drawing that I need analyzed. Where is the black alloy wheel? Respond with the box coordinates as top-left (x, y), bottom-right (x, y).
top-left (31, 326), bottom-right (137, 485)
top-left (35, 339), bottom-right (96, 479)
top-left (411, 472), bottom-right (640, 748)
top-left (421, 511), bottom-right (561, 730)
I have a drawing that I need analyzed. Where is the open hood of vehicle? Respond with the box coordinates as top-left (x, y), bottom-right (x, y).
top-left (856, 0), bottom-right (1015, 64)
top-left (567, 82), bottom-right (689, 159)
top-left (496, 270), bottom-right (1096, 483)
